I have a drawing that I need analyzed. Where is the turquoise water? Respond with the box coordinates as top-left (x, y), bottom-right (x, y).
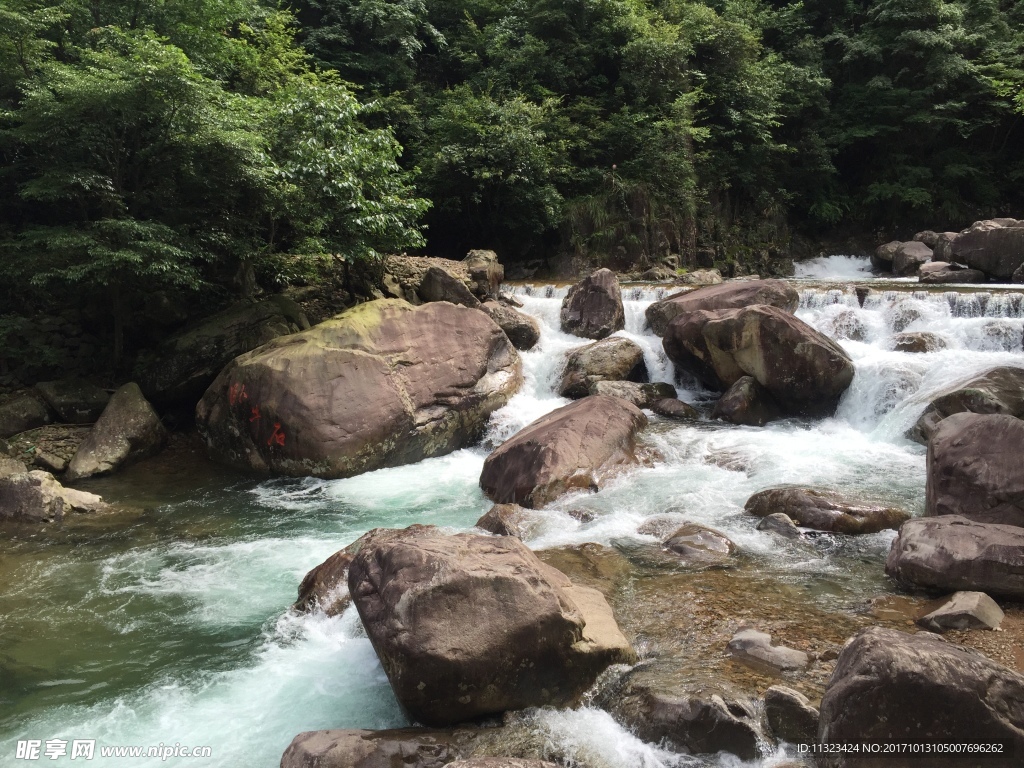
top-left (2, 280), bottom-right (1023, 767)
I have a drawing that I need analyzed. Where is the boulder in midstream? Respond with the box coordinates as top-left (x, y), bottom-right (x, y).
top-left (559, 268), bottom-right (625, 339)
top-left (557, 337), bottom-right (646, 399)
top-left (911, 366), bottom-right (1024, 444)
top-left (745, 487), bottom-right (908, 534)
top-left (645, 279), bottom-right (798, 337)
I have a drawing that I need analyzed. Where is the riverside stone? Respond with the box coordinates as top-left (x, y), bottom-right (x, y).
top-left (817, 627), bottom-right (1024, 767)
top-left (885, 516), bottom-right (1024, 598)
top-left (951, 223), bottom-right (1024, 280)
top-left (196, 300), bottom-right (521, 479)
top-left (0, 468), bottom-right (106, 523)
top-left (34, 379), bottom-right (109, 423)
top-left (648, 398), bottom-right (699, 419)
top-left (892, 241), bottom-right (933, 276)
top-left (294, 549), bottom-right (355, 617)
top-left (916, 591), bottom-right (1004, 632)
top-left (419, 266), bottom-right (482, 308)
top-left (663, 522), bottom-right (736, 567)
top-left (645, 279), bottom-right (798, 336)
top-left (559, 268), bottom-right (625, 339)
top-left (347, 526), bottom-right (636, 726)
top-left (756, 513), bottom-right (802, 539)
top-left (764, 685), bottom-right (818, 744)
top-left (479, 301), bottom-right (540, 351)
top-left (480, 396), bottom-right (647, 508)
top-left (926, 413), bottom-right (1024, 526)
top-left (745, 487), bottom-right (908, 534)
top-left (475, 503), bottom-right (536, 538)
top-left (66, 383), bottom-right (167, 480)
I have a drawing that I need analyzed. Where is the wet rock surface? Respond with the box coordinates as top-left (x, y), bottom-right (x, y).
top-left (588, 380), bottom-right (675, 409)
top-left (645, 279), bottom-right (799, 336)
top-left (294, 548), bottom-right (355, 617)
top-left (559, 268), bottom-right (625, 340)
top-left (727, 629), bottom-right (809, 672)
top-left (648, 398), bottom-right (699, 419)
top-left (479, 301), bottom-right (540, 351)
top-left (479, 396), bottom-right (647, 508)
top-left (764, 685), bottom-right (818, 744)
top-left (475, 503), bottom-right (537, 539)
top-left (557, 337), bottom-right (646, 399)
top-left (917, 591), bottom-right (1004, 632)
top-left (347, 526), bottom-right (635, 726)
top-left (911, 366), bottom-right (1024, 444)
top-left (713, 375), bottom-right (784, 426)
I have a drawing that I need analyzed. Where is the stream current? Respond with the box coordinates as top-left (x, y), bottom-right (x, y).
top-left (2, 256), bottom-right (1023, 766)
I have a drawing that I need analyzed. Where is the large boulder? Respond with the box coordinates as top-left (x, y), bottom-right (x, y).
top-left (293, 548), bottom-right (355, 617)
top-left (196, 300), bottom-right (522, 478)
top-left (559, 268), bottom-right (625, 339)
top-left (665, 305), bottom-right (855, 417)
top-left (281, 727), bottom-right (486, 768)
top-left (930, 231), bottom-right (959, 261)
top-left (885, 516), bottom-right (1024, 598)
top-left (818, 627), bottom-right (1024, 765)
top-left (557, 337), bottom-right (647, 399)
top-left (918, 261), bottom-right (987, 284)
top-left (712, 376), bottom-right (783, 426)
top-left (137, 296), bottom-right (309, 408)
top-left (65, 383), bottom-right (167, 480)
top-left (645, 279), bottom-right (798, 337)
top-left (34, 379), bottom-right (109, 424)
top-left (911, 366), bottom-right (1024, 444)
top-left (479, 396), bottom-right (647, 508)
top-left (892, 241), bottom-right (933, 276)
top-left (764, 685), bottom-right (818, 745)
top-left (347, 526), bottom-right (636, 726)
top-left (871, 240), bottom-right (900, 271)
top-left (0, 391), bottom-right (54, 438)
top-left (479, 302), bottom-right (540, 351)
top-left (0, 468), bottom-right (106, 523)
top-left (463, 250), bottom-right (505, 299)
top-left (951, 223), bottom-right (1024, 280)
top-left (745, 487), bottom-right (909, 534)
top-left (925, 413), bottom-right (1024, 526)
top-left (419, 266), bottom-right (482, 308)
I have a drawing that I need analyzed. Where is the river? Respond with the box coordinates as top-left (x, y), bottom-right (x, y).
top-left (2, 256), bottom-right (1023, 766)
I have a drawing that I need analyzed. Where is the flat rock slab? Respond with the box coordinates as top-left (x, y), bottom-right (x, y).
top-left (886, 516), bottom-right (1024, 599)
top-left (727, 628), bottom-right (808, 673)
top-left (917, 591), bottom-right (1005, 632)
top-left (480, 395), bottom-right (647, 508)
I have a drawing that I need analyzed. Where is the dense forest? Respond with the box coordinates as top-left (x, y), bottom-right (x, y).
top-left (1, 0), bottom-right (1023, 379)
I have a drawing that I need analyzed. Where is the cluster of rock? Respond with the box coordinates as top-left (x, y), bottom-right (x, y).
top-left (873, 218), bottom-right (1024, 282)
top-left (644, 280), bottom-right (855, 424)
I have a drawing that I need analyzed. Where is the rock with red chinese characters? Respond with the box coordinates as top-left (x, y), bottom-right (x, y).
top-left (196, 299), bottom-right (522, 478)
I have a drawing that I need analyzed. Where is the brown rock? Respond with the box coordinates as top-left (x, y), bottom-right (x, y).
top-left (588, 380), bottom-right (675, 409)
top-left (196, 300), bottom-right (521, 479)
top-left (745, 487), bottom-right (909, 534)
top-left (557, 337), bottom-right (646, 399)
top-left (951, 224), bottom-right (1024, 280)
top-left (919, 262), bottom-right (988, 284)
top-left (892, 331), bottom-right (947, 353)
top-left (892, 241), bottom-right (933, 276)
top-left (479, 302), bottom-right (540, 351)
top-left (480, 396), bottom-right (647, 508)
top-left (0, 469), bottom-right (107, 523)
top-left (911, 366), bottom-right (1024, 445)
top-left (926, 413), bottom-right (1024, 526)
top-left (280, 727), bottom-right (478, 768)
top-left (66, 383), bottom-right (167, 480)
top-left (419, 266), bottom-right (482, 308)
top-left (645, 279), bottom-right (798, 337)
top-left (447, 761), bottom-right (557, 768)
top-left (559, 268), bottom-right (625, 339)
top-left (885, 516), bottom-right (1024, 598)
top-left (475, 503), bottom-right (535, 538)
top-left (663, 522), bottom-right (736, 566)
top-left (463, 250), bottom-right (504, 299)
top-left (871, 240), bottom-right (900, 271)
top-left (916, 591), bottom-right (1004, 632)
top-left (712, 376), bottom-right (784, 426)
top-left (764, 685), bottom-right (818, 744)
top-left (347, 526), bottom-right (636, 726)
top-left (756, 512), bottom-right (802, 539)
top-left (727, 629), bottom-right (808, 672)
top-left (818, 627), bottom-right (1024, 767)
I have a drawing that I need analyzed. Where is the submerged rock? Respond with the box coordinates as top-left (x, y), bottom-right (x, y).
top-left (559, 268), bottom-right (625, 340)
top-left (745, 487), bottom-right (908, 534)
top-left (727, 629), bottom-right (809, 673)
top-left (196, 300), bottom-right (521, 479)
top-left (557, 337), bottom-right (647, 399)
top-left (479, 301), bottom-right (540, 351)
top-left (347, 526), bottom-right (636, 726)
top-left (294, 548), bottom-right (355, 617)
top-left (886, 516), bottom-right (1024, 598)
top-left (916, 591), bottom-right (1004, 632)
top-left (645, 279), bottom-right (798, 337)
top-left (818, 627), bottom-right (1024, 766)
top-left (911, 366), bottom-right (1024, 445)
top-left (891, 331), bottom-right (947, 353)
top-left (480, 396), bottom-right (647, 508)
top-left (66, 383), bottom-right (167, 480)
top-left (663, 522), bottom-right (736, 567)
top-left (756, 512), bottom-right (802, 540)
top-left (926, 413), bottom-right (1024, 526)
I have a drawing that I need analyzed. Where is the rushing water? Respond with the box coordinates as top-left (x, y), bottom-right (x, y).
top-left (2, 279), bottom-right (1023, 767)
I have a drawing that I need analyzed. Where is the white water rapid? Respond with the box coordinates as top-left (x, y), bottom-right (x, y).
top-left (1, 280), bottom-right (1022, 767)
